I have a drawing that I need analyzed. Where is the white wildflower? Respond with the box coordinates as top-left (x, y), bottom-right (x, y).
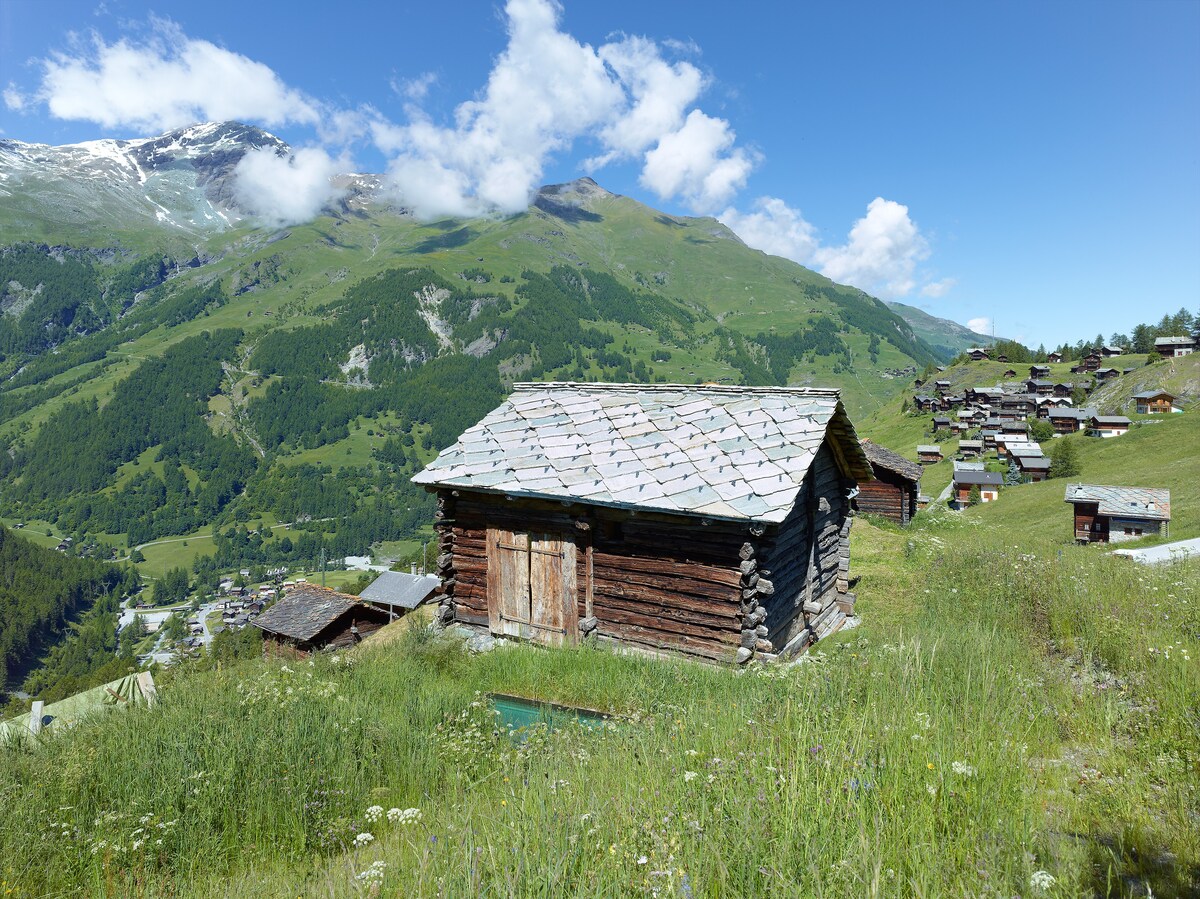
top-left (637, 855), bottom-right (648, 865)
top-left (926, 784), bottom-right (937, 797)
top-left (1030, 870), bottom-right (1056, 891)
top-left (388, 807), bottom-right (422, 824)
top-left (951, 761), bottom-right (976, 777)
top-left (353, 832), bottom-right (374, 847)
top-left (684, 771), bottom-right (698, 782)
top-left (364, 805), bottom-right (384, 823)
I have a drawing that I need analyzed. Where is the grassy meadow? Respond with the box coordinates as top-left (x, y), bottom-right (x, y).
top-left (1, 483), bottom-right (1197, 897)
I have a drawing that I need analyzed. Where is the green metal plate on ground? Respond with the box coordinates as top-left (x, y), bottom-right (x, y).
top-left (489, 693), bottom-right (611, 737)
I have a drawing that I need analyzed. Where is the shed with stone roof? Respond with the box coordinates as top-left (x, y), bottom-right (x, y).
top-left (252, 584), bottom-right (390, 656)
top-left (412, 383), bottom-right (872, 663)
top-left (1065, 485), bottom-right (1171, 543)
top-left (853, 440), bottom-right (922, 525)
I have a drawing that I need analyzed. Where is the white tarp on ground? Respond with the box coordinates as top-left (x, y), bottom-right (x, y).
top-left (1111, 538), bottom-right (1200, 565)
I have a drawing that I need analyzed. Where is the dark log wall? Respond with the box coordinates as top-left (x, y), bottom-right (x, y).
top-left (754, 440), bottom-right (854, 655)
top-left (429, 436), bottom-right (857, 663)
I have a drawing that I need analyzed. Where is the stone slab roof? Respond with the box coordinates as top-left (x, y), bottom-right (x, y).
top-left (1064, 484), bottom-right (1171, 520)
top-left (860, 439), bottom-right (922, 482)
top-left (916, 444), bottom-right (942, 454)
top-left (359, 571), bottom-right (441, 610)
top-left (253, 585), bottom-right (362, 642)
top-left (1133, 390), bottom-right (1175, 400)
top-left (413, 383), bottom-right (871, 524)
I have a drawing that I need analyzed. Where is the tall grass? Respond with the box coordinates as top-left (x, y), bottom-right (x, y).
top-left (0, 513), bottom-right (1195, 897)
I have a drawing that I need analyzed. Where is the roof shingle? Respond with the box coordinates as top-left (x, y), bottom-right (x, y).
top-left (413, 383), bottom-right (870, 523)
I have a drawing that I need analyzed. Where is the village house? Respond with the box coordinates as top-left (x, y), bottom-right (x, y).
top-left (1030, 365), bottom-right (1051, 379)
top-left (1088, 415), bottom-right (1131, 438)
top-left (358, 570), bottom-right (441, 619)
top-left (980, 429), bottom-right (1000, 450)
top-left (1047, 352), bottom-right (1065, 363)
top-left (854, 440), bottom-right (922, 526)
top-left (412, 384), bottom-right (873, 663)
top-left (996, 354), bottom-right (1009, 363)
top-left (1154, 336), bottom-right (1196, 358)
top-left (252, 584), bottom-right (391, 657)
top-left (1065, 484), bottom-right (1171, 543)
top-left (934, 379), bottom-right (952, 393)
top-left (932, 416), bottom-right (952, 432)
top-left (1026, 379), bottom-right (1055, 396)
top-left (1014, 454), bottom-right (1051, 482)
top-left (1048, 407), bottom-right (1088, 434)
top-left (1133, 390), bottom-right (1177, 414)
top-left (917, 444), bottom-right (944, 464)
top-left (1094, 367), bottom-right (1120, 382)
top-left (1081, 352), bottom-right (1103, 372)
top-left (1003, 368), bottom-right (1017, 378)
top-left (967, 348), bottom-right (990, 361)
top-left (958, 439), bottom-right (984, 458)
top-left (1100, 345), bottom-right (1124, 357)
top-left (952, 470), bottom-right (1002, 507)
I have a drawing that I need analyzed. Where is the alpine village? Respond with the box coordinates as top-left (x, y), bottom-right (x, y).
top-left (0, 11), bottom-right (1198, 899)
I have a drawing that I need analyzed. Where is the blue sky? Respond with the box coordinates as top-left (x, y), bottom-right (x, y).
top-left (1, 0), bottom-right (1197, 346)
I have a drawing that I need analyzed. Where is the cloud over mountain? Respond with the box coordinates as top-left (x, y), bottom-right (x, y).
top-left (720, 196), bottom-right (935, 301)
top-left (5, 18), bottom-right (319, 133)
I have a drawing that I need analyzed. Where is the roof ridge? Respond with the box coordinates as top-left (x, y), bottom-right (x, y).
top-left (512, 381), bottom-right (842, 397)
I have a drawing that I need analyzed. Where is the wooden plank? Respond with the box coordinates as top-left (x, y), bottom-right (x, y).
top-left (591, 580), bottom-right (740, 620)
top-left (592, 588), bottom-right (740, 630)
top-left (591, 552), bottom-right (743, 587)
top-left (497, 529), bottom-right (531, 639)
top-left (530, 532), bottom-right (573, 647)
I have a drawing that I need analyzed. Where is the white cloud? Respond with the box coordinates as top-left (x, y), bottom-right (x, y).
top-left (967, 316), bottom-right (992, 335)
top-left (380, 0), bottom-right (755, 219)
top-left (394, 71), bottom-right (437, 102)
top-left (720, 196), bottom-right (935, 300)
top-left (921, 277), bottom-right (957, 298)
top-left (233, 146), bottom-right (348, 228)
top-left (18, 19), bottom-right (318, 133)
top-left (3, 83), bottom-right (27, 112)
top-left (718, 197), bottom-right (820, 261)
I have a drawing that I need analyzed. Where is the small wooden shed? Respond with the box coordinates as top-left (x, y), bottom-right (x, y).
top-left (917, 444), bottom-right (944, 464)
top-left (413, 383), bottom-right (873, 663)
top-left (854, 440), bottom-right (922, 525)
top-left (252, 584), bottom-right (390, 656)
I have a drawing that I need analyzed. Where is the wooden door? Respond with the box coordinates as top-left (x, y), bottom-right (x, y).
top-left (529, 534), bottom-right (576, 647)
top-left (486, 527), bottom-right (577, 646)
top-left (488, 529), bottom-right (531, 638)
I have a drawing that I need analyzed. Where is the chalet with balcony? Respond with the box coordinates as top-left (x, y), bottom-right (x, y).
top-left (1133, 390), bottom-right (1177, 414)
top-left (952, 470), bottom-right (1002, 507)
top-left (1154, 336), bottom-right (1196, 358)
top-left (1088, 415), bottom-right (1131, 438)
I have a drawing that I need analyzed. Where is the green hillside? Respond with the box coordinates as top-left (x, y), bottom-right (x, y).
top-left (886, 299), bottom-right (993, 358)
top-left (0, 178), bottom-right (947, 579)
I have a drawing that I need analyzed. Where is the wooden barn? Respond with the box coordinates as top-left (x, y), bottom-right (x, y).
top-left (853, 440), bottom-right (922, 525)
top-left (412, 384), bottom-right (873, 664)
top-left (917, 444), bottom-right (944, 464)
top-left (252, 584), bottom-right (390, 657)
top-left (1065, 485), bottom-right (1171, 543)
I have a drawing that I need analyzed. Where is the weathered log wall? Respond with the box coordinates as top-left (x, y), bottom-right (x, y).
top-left (854, 470), bottom-right (915, 525)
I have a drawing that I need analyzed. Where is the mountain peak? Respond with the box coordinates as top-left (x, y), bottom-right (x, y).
top-left (537, 177), bottom-right (616, 203)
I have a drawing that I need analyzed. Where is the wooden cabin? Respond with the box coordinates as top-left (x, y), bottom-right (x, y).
top-left (1100, 345), bottom-right (1124, 357)
top-left (1133, 390), bottom-right (1176, 414)
top-left (1029, 365), bottom-right (1051, 379)
top-left (1065, 485), bottom-right (1170, 543)
top-left (413, 384), bottom-right (873, 664)
top-left (1048, 352), bottom-right (1064, 363)
top-left (917, 444), bottom-right (944, 464)
top-left (1154, 336), bottom-right (1196, 358)
top-left (967, 348), bottom-right (990, 361)
top-left (252, 585), bottom-right (390, 657)
top-left (1081, 352), bottom-right (1102, 372)
top-left (855, 440), bottom-right (922, 526)
top-left (958, 439), bottom-right (984, 458)
top-left (1094, 367), bottom-right (1120, 381)
top-left (1014, 454), bottom-right (1051, 482)
top-left (952, 471), bottom-right (1002, 506)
